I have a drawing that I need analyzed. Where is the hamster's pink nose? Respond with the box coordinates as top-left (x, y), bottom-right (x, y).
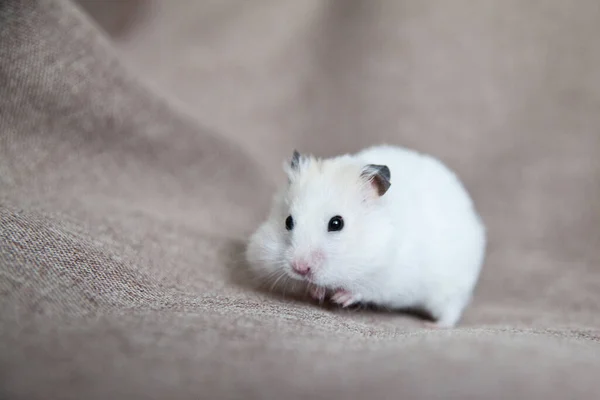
top-left (291, 260), bottom-right (311, 276)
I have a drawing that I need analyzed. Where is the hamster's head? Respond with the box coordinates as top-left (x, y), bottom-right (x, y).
top-left (246, 150), bottom-right (394, 291)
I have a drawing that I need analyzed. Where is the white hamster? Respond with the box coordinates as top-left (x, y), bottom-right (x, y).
top-left (245, 144), bottom-right (486, 327)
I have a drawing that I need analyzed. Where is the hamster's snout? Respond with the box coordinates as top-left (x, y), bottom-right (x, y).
top-left (290, 250), bottom-right (325, 279)
top-left (291, 260), bottom-right (311, 277)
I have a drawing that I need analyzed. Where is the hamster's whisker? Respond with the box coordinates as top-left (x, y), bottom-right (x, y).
top-left (264, 268), bottom-right (283, 280)
top-left (303, 283), bottom-right (311, 297)
top-left (282, 276), bottom-right (292, 299)
top-left (268, 271), bottom-right (286, 292)
top-left (257, 271), bottom-right (277, 288)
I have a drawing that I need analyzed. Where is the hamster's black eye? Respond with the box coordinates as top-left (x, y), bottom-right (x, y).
top-left (285, 215), bottom-right (294, 231)
top-left (327, 215), bottom-right (344, 232)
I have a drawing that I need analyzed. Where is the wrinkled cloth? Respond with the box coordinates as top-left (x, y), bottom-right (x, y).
top-left (1, 1), bottom-right (600, 399)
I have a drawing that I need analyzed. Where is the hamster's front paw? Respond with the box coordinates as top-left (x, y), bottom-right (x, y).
top-left (309, 286), bottom-right (327, 304)
top-left (331, 289), bottom-right (362, 308)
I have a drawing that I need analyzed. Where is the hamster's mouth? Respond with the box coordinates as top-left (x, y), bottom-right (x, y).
top-left (291, 271), bottom-right (313, 282)
top-left (288, 269), bottom-right (316, 284)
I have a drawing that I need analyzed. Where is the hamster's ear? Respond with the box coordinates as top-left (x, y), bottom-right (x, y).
top-left (290, 150), bottom-right (301, 170)
top-left (283, 149), bottom-right (306, 181)
top-left (361, 164), bottom-right (391, 196)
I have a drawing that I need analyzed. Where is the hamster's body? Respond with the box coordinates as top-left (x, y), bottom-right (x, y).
top-left (246, 145), bottom-right (486, 327)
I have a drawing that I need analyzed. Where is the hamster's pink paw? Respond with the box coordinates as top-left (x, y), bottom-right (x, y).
top-left (309, 286), bottom-right (326, 304)
top-left (331, 289), bottom-right (361, 308)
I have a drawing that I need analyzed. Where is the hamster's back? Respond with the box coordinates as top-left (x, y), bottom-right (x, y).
top-left (353, 144), bottom-right (486, 284)
top-left (354, 144), bottom-right (477, 213)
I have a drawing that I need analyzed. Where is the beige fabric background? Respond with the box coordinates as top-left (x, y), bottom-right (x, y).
top-left (1, 0), bottom-right (600, 398)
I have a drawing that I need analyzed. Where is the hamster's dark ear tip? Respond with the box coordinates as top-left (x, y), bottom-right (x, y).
top-left (378, 165), bottom-right (391, 182)
top-left (362, 164), bottom-right (391, 196)
top-left (291, 149), bottom-right (301, 169)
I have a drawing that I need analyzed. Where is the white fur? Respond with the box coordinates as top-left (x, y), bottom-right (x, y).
top-left (245, 145), bottom-right (486, 327)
